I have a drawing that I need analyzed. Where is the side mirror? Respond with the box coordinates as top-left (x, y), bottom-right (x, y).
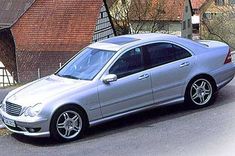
top-left (103, 74), bottom-right (117, 84)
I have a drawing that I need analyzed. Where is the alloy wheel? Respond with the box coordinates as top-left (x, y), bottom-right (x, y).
top-left (190, 78), bottom-right (213, 106)
top-left (56, 110), bottom-right (83, 139)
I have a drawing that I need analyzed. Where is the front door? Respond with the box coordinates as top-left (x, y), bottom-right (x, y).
top-left (98, 47), bottom-right (153, 117)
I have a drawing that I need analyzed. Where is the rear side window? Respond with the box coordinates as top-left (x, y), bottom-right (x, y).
top-left (144, 43), bottom-right (191, 68)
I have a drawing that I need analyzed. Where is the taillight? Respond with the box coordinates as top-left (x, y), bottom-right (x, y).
top-left (224, 48), bottom-right (232, 64)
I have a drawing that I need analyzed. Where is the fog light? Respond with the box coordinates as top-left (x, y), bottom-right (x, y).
top-left (26, 128), bottom-right (41, 133)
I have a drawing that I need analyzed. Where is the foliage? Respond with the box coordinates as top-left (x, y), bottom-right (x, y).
top-left (201, 5), bottom-right (235, 50)
top-left (109, 0), bottom-right (168, 35)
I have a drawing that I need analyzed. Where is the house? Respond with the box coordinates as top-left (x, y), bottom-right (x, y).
top-left (108, 0), bottom-right (193, 39)
top-left (0, 0), bottom-right (35, 85)
top-left (201, 0), bottom-right (235, 20)
top-left (199, 0), bottom-right (235, 38)
top-left (0, 0), bottom-right (115, 83)
top-left (191, 0), bottom-right (207, 38)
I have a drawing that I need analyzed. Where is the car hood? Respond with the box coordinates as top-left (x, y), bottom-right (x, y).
top-left (5, 75), bottom-right (91, 107)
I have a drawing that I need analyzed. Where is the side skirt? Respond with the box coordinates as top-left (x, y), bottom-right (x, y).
top-left (89, 97), bottom-right (184, 127)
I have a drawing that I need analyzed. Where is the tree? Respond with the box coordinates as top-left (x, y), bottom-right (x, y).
top-left (109, 0), bottom-right (169, 35)
top-left (201, 3), bottom-right (235, 50)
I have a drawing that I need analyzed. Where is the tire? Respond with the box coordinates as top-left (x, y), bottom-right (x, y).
top-left (185, 77), bottom-right (216, 108)
top-left (50, 105), bottom-right (88, 142)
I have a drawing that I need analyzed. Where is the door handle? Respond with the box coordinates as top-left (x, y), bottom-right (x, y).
top-left (180, 62), bottom-right (190, 68)
top-left (138, 74), bottom-right (149, 80)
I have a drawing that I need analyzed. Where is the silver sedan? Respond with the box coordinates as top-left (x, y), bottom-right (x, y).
top-left (1, 34), bottom-right (235, 142)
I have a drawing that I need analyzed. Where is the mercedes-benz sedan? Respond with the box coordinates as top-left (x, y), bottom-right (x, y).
top-left (1, 34), bottom-right (235, 142)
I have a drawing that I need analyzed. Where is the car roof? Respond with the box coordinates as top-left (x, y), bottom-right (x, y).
top-left (88, 33), bottom-right (206, 52)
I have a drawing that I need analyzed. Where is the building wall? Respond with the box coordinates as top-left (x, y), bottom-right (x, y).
top-left (93, 3), bottom-right (115, 42)
top-left (181, 0), bottom-right (193, 39)
top-left (168, 22), bottom-right (182, 36)
top-left (130, 21), bottom-right (182, 36)
top-left (16, 51), bottom-right (76, 83)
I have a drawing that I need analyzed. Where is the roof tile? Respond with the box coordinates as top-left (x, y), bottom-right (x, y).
top-left (191, 0), bottom-right (207, 9)
top-left (11, 0), bottom-right (104, 52)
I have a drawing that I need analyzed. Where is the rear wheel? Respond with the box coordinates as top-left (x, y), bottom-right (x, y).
top-left (50, 106), bottom-right (88, 142)
top-left (185, 77), bottom-right (216, 108)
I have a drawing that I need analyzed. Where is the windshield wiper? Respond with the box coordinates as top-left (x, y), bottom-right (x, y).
top-left (57, 74), bottom-right (80, 80)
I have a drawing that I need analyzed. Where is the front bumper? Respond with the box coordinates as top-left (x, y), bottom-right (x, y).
top-left (0, 109), bottom-right (50, 137)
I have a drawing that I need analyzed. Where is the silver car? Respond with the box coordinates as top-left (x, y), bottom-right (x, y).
top-left (1, 34), bottom-right (235, 142)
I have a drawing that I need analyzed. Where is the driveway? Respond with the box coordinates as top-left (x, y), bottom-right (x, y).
top-left (0, 80), bottom-right (235, 156)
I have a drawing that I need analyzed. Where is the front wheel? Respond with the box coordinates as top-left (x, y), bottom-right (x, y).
top-left (185, 78), bottom-right (216, 108)
top-left (50, 106), bottom-right (88, 142)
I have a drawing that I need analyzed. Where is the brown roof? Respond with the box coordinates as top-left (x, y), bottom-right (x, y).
top-left (0, 0), bottom-right (34, 28)
top-left (11, 0), bottom-right (104, 52)
top-left (191, 0), bottom-right (207, 9)
top-left (129, 0), bottom-right (190, 22)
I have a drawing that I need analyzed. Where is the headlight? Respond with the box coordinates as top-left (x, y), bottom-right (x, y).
top-left (24, 103), bottom-right (43, 117)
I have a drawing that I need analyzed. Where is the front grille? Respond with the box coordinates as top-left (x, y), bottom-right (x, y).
top-left (6, 102), bottom-right (22, 116)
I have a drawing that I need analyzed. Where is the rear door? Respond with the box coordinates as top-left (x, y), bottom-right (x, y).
top-left (143, 42), bottom-right (194, 104)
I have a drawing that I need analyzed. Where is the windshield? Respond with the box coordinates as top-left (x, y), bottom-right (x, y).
top-left (56, 48), bottom-right (116, 80)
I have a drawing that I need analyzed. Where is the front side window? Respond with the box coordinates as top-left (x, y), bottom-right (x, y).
top-left (144, 43), bottom-right (191, 69)
top-left (57, 48), bottom-right (115, 80)
top-left (109, 47), bottom-right (144, 78)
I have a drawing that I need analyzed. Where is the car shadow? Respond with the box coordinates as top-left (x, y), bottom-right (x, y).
top-left (11, 85), bottom-right (235, 147)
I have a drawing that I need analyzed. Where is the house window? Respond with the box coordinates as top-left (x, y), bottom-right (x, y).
top-left (186, 6), bottom-right (188, 13)
top-left (229, 0), bottom-right (235, 4)
top-left (188, 19), bottom-right (191, 28)
top-left (203, 13), bottom-right (212, 20)
top-left (183, 21), bottom-right (186, 30)
top-left (215, 0), bottom-right (225, 6)
top-left (100, 12), bottom-right (104, 18)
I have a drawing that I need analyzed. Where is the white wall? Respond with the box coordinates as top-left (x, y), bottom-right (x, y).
top-left (181, 0), bottom-right (193, 38)
top-left (130, 21), bottom-right (182, 36)
top-left (0, 61), bottom-right (14, 87)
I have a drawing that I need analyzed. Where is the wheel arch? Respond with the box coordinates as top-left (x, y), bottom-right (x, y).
top-left (185, 73), bottom-right (217, 95)
top-left (49, 103), bottom-right (90, 127)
